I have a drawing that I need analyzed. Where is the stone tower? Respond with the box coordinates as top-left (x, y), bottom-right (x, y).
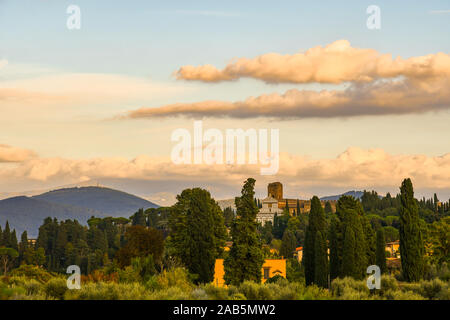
top-left (268, 182), bottom-right (283, 200)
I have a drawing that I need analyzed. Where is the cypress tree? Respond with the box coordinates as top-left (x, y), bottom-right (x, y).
top-left (132, 209), bottom-right (147, 227)
top-left (0, 225), bottom-right (3, 246)
top-left (334, 196), bottom-right (367, 279)
top-left (10, 230), bottom-right (18, 251)
top-left (376, 228), bottom-right (387, 274)
top-left (2, 221), bottom-right (11, 248)
top-left (296, 199), bottom-right (301, 216)
top-left (325, 201), bottom-right (333, 215)
top-left (280, 230), bottom-right (296, 258)
top-left (399, 178), bottom-right (424, 282)
top-left (328, 217), bottom-right (340, 280)
top-left (341, 226), bottom-right (356, 277)
top-left (224, 178), bottom-right (264, 285)
top-left (314, 231), bottom-right (328, 288)
top-left (303, 196), bottom-right (327, 286)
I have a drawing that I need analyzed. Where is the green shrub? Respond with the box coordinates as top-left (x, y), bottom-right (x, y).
top-left (331, 277), bottom-right (371, 300)
top-left (65, 282), bottom-right (150, 300)
top-left (202, 284), bottom-right (230, 300)
top-left (148, 286), bottom-right (191, 300)
top-left (9, 265), bottom-right (52, 283)
top-left (44, 278), bottom-right (68, 300)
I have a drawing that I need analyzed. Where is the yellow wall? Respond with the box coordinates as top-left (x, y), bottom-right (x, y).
top-left (213, 259), bottom-right (286, 287)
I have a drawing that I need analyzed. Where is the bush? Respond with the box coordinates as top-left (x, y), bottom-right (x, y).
top-left (331, 277), bottom-right (371, 300)
top-left (238, 281), bottom-right (274, 300)
top-left (155, 268), bottom-right (193, 292)
top-left (9, 265), bottom-right (53, 283)
top-left (65, 282), bottom-right (150, 300)
top-left (44, 278), bottom-right (68, 300)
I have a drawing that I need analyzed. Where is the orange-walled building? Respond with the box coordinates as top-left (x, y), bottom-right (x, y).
top-left (213, 259), bottom-right (286, 287)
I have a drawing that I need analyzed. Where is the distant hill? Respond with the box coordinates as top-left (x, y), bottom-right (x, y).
top-left (0, 187), bottom-right (159, 238)
top-left (33, 187), bottom-right (158, 216)
top-left (320, 191), bottom-right (365, 201)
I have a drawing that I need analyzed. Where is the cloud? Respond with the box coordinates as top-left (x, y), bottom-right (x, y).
top-left (0, 144), bottom-right (37, 163)
top-left (175, 40), bottom-right (450, 84)
top-left (0, 72), bottom-right (191, 108)
top-left (429, 10), bottom-right (450, 14)
top-left (1, 148), bottom-right (449, 194)
top-left (176, 10), bottom-right (241, 17)
top-left (125, 76), bottom-right (450, 119)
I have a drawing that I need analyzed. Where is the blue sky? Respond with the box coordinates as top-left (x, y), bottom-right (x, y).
top-left (0, 1), bottom-right (449, 201)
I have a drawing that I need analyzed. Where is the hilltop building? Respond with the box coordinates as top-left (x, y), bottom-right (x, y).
top-left (256, 195), bottom-right (283, 225)
top-left (256, 182), bottom-right (337, 224)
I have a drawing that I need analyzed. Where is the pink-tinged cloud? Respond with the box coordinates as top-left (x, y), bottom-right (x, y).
top-left (125, 76), bottom-right (450, 119)
top-left (1, 148), bottom-right (449, 192)
top-left (175, 40), bottom-right (450, 84)
top-left (0, 144), bottom-right (37, 163)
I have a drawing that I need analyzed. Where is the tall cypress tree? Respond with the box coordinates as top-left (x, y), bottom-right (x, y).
top-left (314, 231), bottom-right (328, 288)
top-left (333, 196), bottom-right (367, 279)
top-left (280, 230), bottom-right (296, 258)
top-left (2, 221), bottom-right (11, 248)
top-left (399, 178), bottom-right (424, 282)
top-left (10, 230), bottom-right (18, 251)
top-left (296, 199), bottom-right (301, 216)
top-left (376, 228), bottom-right (387, 274)
top-left (169, 188), bottom-right (227, 283)
top-left (304, 196), bottom-right (327, 286)
top-left (328, 217), bottom-right (340, 280)
top-left (341, 226), bottom-right (357, 277)
top-left (224, 178), bottom-right (264, 285)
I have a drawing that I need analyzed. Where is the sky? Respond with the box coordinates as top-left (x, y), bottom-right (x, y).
top-left (0, 1), bottom-right (449, 203)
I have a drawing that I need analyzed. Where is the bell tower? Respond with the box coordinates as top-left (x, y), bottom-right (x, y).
top-left (268, 182), bottom-right (283, 200)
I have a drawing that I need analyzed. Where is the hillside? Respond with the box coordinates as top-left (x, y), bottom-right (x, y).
top-left (0, 196), bottom-right (104, 237)
top-left (320, 191), bottom-right (365, 201)
top-left (0, 187), bottom-right (159, 237)
top-left (33, 187), bottom-right (158, 216)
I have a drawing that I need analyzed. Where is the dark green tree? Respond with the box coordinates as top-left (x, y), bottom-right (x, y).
top-left (328, 217), bottom-right (340, 280)
top-left (168, 188), bottom-right (227, 283)
top-left (399, 178), bottom-right (424, 282)
top-left (2, 221), bottom-right (11, 248)
top-left (303, 196), bottom-right (327, 286)
top-left (132, 209), bottom-right (147, 226)
top-left (325, 201), bottom-right (333, 215)
top-left (314, 231), bottom-right (328, 288)
top-left (223, 207), bottom-right (235, 228)
top-left (376, 228), bottom-right (387, 274)
top-left (224, 178), bottom-right (264, 285)
top-left (280, 230), bottom-right (296, 258)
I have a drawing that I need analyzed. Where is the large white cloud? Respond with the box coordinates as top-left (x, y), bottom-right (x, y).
top-left (175, 40), bottom-right (450, 84)
top-left (125, 76), bottom-right (450, 119)
top-left (1, 148), bottom-right (449, 193)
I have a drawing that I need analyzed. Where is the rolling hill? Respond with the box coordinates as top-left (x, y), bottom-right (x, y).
top-left (0, 186), bottom-right (159, 237)
top-left (320, 191), bottom-right (365, 201)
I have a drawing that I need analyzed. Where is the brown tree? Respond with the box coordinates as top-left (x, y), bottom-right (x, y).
top-left (115, 226), bottom-right (164, 268)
